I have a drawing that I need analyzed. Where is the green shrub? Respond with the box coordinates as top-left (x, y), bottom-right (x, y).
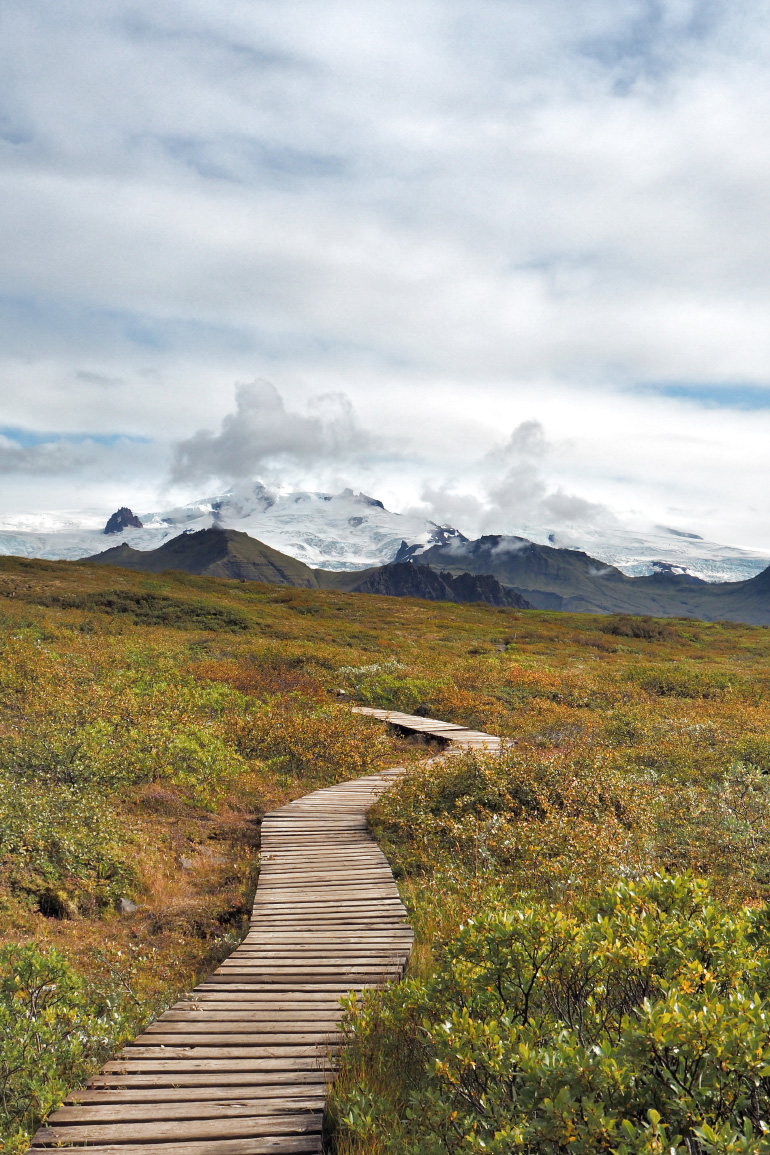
top-left (0, 944), bottom-right (130, 1154)
top-left (626, 663), bottom-right (734, 698)
top-left (334, 876), bottom-right (770, 1155)
top-left (0, 774), bottom-right (137, 912)
top-left (233, 698), bottom-right (389, 780)
top-left (45, 590), bottom-right (250, 632)
top-left (601, 615), bottom-right (678, 641)
top-left (338, 660), bottom-right (446, 712)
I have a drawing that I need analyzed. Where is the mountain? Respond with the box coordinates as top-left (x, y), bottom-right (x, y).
top-left (104, 507), bottom-right (143, 534)
top-left (415, 535), bottom-right (770, 624)
top-left (0, 484), bottom-right (466, 571)
top-left (85, 528), bottom-right (532, 609)
top-left (88, 529), bottom-right (319, 587)
top-left (489, 519), bottom-right (770, 582)
top-left (2, 480), bottom-right (769, 583)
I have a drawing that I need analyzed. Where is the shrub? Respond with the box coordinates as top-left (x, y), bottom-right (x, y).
top-left (0, 944), bottom-right (131, 1154)
top-left (338, 661), bottom-right (446, 713)
top-left (45, 590), bottom-right (250, 632)
top-left (233, 698), bottom-right (390, 780)
top-left (0, 774), bottom-right (137, 913)
top-left (371, 746), bottom-right (657, 900)
top-left (601, 615), bottom-right (678, 641)
top-left (334, 877), bottom-right (770, 1155)
top-left (626, 663), bottom-right (735, 699)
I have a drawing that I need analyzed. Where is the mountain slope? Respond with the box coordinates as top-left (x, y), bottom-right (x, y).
top-left (315, 562), bottom-right (531, 607)
top-left (86, 529), bottom-right (532, 609)
top-left (87, 529), bottom-right (320, 587)
top-left (481, 520), bottom-right (770, 581)
top-left (416, 535), bottom-right (770, 623)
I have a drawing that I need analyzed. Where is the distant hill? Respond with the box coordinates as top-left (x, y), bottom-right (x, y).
top-left (87, 528), bottom-right (319, 587)
top-left (85, 528), bottom-right (532, 609)
top-left (416, 535), bottom-right (770, 624)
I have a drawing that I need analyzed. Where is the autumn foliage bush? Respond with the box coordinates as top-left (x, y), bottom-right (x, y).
top-left (327, 618), bottom-right (770, 1153)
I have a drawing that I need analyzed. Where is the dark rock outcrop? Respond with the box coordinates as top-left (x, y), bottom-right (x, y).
top-left (104, 508), bottom-right (143, 534)
top-left (319, 561), bottom-right (531, 608)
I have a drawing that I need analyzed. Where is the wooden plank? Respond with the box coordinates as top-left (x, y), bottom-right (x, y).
top-left (28, 1137), bottom-right (322, 1155)
top-left (160, 1012), bottom-right (344, 1023)
top-left (68, 1088), bottom-right (327, 1105)
top-left (50, 1101), bottom-right (325, 1124)
top-left (86, 1074), bottom-right (328, 1089)
top-left (117, 1054), bottom-right (340, 1066)
top-left (103, 1057), bottom-right (331, 1072)
top-left (33, 1114), bottom-right (322, 1144)
top-left (132, 1034), bottom-right (343, 1047)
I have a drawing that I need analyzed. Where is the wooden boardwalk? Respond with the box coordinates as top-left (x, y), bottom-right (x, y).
top-left (27, 768), bottom-right (412, 1155)
top-left (352, 706), bottom-right (502, 752)
top-left (26, 709), bottom-right (498, 1155)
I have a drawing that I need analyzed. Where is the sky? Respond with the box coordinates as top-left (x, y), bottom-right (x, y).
top-left (3, 0), bottom-right (770, 547)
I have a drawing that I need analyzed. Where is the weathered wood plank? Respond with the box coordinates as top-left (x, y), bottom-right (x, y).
top-left (28, 1137), bottom-right (321, 1155)
top-left (50, 1101), bottom-right (325, 1124)
top-left (32, 1114), bottom-right (322, 1145)
top-left (67, 1088), bottom-right (327, 1105)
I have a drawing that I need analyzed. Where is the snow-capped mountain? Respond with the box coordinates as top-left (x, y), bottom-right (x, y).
top-left (0, 482), bottom-right (768, 582)
top-left (0, 484), bottom-right (466, 571)
top-left (499, 521), bottom-right (770, 583)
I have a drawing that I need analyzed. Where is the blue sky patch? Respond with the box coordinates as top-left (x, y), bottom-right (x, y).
top-left (632, 383), bottom-right (770, 410)
top-left (0, 427), bottom-right (149, 447)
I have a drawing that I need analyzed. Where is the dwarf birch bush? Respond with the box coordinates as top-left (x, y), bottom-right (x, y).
top-left (0, 944), bottom-right (134, 1155)
top-left (335, 878), bottom-right (770, 1155)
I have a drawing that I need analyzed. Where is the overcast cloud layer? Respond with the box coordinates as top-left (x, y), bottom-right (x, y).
top-left (2, 1), bottom-right (770, 545)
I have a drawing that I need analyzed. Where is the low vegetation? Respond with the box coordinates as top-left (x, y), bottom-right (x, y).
top-left (2, 556), bottom-right (770, 1152)
top-left (0, 557), bottom-right (410, 1152)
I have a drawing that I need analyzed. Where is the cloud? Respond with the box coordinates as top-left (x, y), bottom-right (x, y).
top-left (412, 419), bottom-right (609, 536)
top-left (483, 422), bottom-right (608, 531)
top-left (170, 380), bottom-right (377, 485)
top-left (0, 435), bottom-right (95, 475)
top-left (0, 429), bottom-right (150, 475)
top-left (3, 1), bottom-right (770, 546)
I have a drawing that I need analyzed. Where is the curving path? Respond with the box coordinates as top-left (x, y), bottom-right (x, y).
top-left (27, 709), bottom-right (492, 1155)
top-left (27, 770), bottom-right (411, 1155)
top-left (352, 706), bottom-right (501, 752)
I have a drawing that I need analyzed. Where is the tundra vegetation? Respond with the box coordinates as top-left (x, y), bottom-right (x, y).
top-left (0, 558), bottom-right (770, 1152)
